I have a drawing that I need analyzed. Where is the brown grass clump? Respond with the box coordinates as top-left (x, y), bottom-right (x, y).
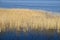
top-left (0, 8), bottom-right (60, 33)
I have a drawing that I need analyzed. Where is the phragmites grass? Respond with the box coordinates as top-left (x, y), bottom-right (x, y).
top-left (0, 8), bottom-right (60, 33)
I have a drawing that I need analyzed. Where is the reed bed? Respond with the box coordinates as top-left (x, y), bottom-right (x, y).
top-left (0, 9), bottom-right (60, 33)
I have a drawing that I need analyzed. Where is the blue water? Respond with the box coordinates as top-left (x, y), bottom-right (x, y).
top-left (0, 31), bottom-right (60, 40)
top-left (0, 0), bottom-right (60, 12)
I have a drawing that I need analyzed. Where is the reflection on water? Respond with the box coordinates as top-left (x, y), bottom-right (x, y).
top-left (0, 29), bottom-right (60, 40)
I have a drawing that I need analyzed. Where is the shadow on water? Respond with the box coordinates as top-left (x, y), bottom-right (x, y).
top-left (0, 29), bottom-right (60, 40)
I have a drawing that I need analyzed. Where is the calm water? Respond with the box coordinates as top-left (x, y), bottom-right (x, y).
top-left (0, 30), bottom-right (60, 40)
top-left (0, 0), bottom-right (60, 12)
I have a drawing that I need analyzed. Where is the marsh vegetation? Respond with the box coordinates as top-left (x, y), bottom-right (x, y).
top-left (0, 9), bottom-right (60, 40)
